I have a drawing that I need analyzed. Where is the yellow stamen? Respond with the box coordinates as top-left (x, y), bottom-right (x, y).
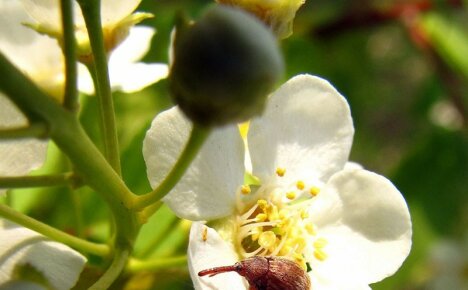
top-left (296, 180), bottom-right (305, 190)
top-left (305, 223), bottom-right (316, 235)
top-left (300, 209), bottom-right (309, 219)
top-left (256, 213), bottom-right (267, 222)
top-left (309, 186), bottom-right (320, 196)
top-left (240, 185), bottom-right (251, 194)
top-left (313, 237), bottom-right (328, 248)
top-left (286, 191), bottom-right (296, 200)
top-left (257, 199), bottom-right (268, 210)
top-left (314, 249), bottom-right (328, 261)
top-left (276, 167), bottom-right (286, 177)
top-left (258, 231), bottom-right (277, 251)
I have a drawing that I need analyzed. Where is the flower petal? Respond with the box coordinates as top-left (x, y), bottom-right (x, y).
top-left (108, 62), bottom-right (168, 93)
top-left (188, 222), bottom-right (247, 290)
top-left (111, 26), bottom-right (154, 64)
top-left (248, 74), bottom-right (354, 185)
top-left (101, 0), bottom-right (141, 26)
top-left (0, 1), bottom-right (64, 97)
top-left (0, 219), bottom-right (86, 290)
top-left (143, 107), bottom-right (244, 220)
top-left (308, 169), bottom-right (412, 286)
top-left (0, 95), bottom-right (48, 196)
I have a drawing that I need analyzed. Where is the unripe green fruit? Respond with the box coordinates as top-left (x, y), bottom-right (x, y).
top-left (170, 5), bottom-right (284, 126)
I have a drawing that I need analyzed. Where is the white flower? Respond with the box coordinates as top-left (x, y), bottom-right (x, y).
top-left (78, 26), bottom-right (169, 95)
top-left (216, 0), bottom-right (306, 39)
top-left (143, 74), bottom-right (412, 289)
top-left (21, 0), bottom-right (152, 56)
top-left (0, 219), bottom-right (86, 290)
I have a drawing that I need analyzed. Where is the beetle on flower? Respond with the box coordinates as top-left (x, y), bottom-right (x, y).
top-left (143, 74), bottom-right (412, 290)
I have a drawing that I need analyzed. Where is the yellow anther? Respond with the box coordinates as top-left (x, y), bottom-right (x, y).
top-left (240, 185), bottom-right (251, 195)
top-left (300, 209), bottom-right (309, 219)
top-left (276, 167), bottom-right (286, 177)
top-left (309, 186), bottom-right (320, 196)
top-left (257, 199), bottom-right (268, 210)
top-left (251, 227), bottom-right (262, 241)
top-left (256, 213), bottom-right (267, 222)
top-left (279, 209), bottom-right (289, 219)
top-left (279, 245), bottom-right (292, 256)
top-left (286, 191), bottom-right (296, 200)
top-left (258, 231), bottom-right (277, 251)
top-left (305, 223), bottom-right (316, 235)
top-left (313, 237), bottom-right (328, 249)
top-left (313, 249), bottom-right (328, 261)
top-left (296, 180), bottom-right (305, 190)
top-left (293, 253), bottom-right (307, 270)
top-left (268, 205), bottom-right (279, 221)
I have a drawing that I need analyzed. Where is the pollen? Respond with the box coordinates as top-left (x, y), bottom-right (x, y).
top-left (296, 180), bottom-right (305, 190)
top-left (258, 231), bottom-right (277, 251)
top-left (276, 167), bottom-right (286, 177)
top-left (309, 186), bottom-right (320, 196)
top-left (256, 213), bottom-right (267, 222)
top-left (313, 248), bottom-right (328, 261)
top-left (241, 185), bottom-right (251, 194)
top-left (286, 191), bottom-right (296, 200)
top-left (313, 237), bottom-right (328, 248)
top-left (257, 199), bottom-right (268, 210)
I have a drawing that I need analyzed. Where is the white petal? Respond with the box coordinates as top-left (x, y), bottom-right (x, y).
top-left (188, 222), bottom-right (247, 290)
top-left (143, 107), bottom-right (244, 220)
top-left (0, 219), bottom-right (86, 290)
top-left (108, 63), bottom-right (168, 93)
top-left (248, 74), bottom-right (354, 185)
top-left (0, 1), bottom-right (64, 89)
top-left (308, 169), bottom-right (412, 286)
top-left (111, 26), bottom-right (155, 64)
top-left (0, 95), bottom-right (48, 196)
top-left (101, 0), bottom-right (141, 26)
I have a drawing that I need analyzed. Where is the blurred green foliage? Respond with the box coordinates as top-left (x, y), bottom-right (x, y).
top-left (5, 0), bottom-right (467, 289)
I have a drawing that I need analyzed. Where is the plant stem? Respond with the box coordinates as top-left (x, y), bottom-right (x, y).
top-left (132, 124), bottom-right (211, 211)
top-left (0, 123), bottom-right (48, 139)
top-left (0, 51), bottom-right (139, 260)
top-left (77, 0), bottom-right (121, 176)
top-left (89, 249), bottom-right (130, 290)
top-left (60, 0), bottom-right (79, 112)
top-left (0, 172), bottom-right (77, 189)
top-left (0, 203), bottom-right (109, 256)
top-left (126, 255), bottom-right (187, 273)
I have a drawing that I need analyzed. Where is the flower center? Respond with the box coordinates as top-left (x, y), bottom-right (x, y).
top-left (235, 168), bottom-right (328, 269)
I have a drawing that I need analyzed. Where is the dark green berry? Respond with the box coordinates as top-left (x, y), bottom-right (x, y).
top-left (170, 5), bottom-right (284, 126)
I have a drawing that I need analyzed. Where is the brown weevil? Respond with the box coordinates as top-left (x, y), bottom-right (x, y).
top-left (198, 256), bottom-right (311, 290)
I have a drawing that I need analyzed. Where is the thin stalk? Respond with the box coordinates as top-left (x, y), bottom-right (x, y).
top-left (0, 123), bottom-right (48, 139)
top-left (89, 249), bottom-right (130, 290)
top-left (132, 124), bottom-right (211, 211)
top-left (77, 0), bottom-right (121, 175)
top-left (60, 0), bottom-right (79, 112)
top-left (126, 255), bottom-right (187, 273)
top-left (0, 172), bottom-right (77, 189)
top-left (0, 203), bottom-right (109, 256)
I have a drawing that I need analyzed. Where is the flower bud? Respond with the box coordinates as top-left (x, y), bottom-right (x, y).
top-left (169, 5), bottom-right (284, 127)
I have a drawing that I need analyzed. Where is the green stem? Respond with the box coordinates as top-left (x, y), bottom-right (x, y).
top-left (89, 249), bottom-right (129, 290)
top-left (0, 51), bottom-right (139, 259)
top-left (77, 0), bottom-right (121, 176)
top-left (0, 123), bottom-right (48, 139)
top-left (0, 203), bottom-right (109, 256)
top-left (60, 0), bottom-right (79, 112)
top-left (126, 255), bottom-right (187, 273)
top-left (0, 172), bottom-right (77, 189)
top-left (132, 124), bottom-right (211, 211)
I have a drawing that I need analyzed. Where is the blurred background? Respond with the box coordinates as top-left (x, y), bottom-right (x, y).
top-left (7, 0), bottom-right (467, 289)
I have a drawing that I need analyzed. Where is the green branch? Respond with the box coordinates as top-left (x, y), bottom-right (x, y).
top-left (0, 123), bottom-right (48, 139)
top-left (89, 249), bottom-right (130, 290)
top-left (126, 255), bottom-right (187, 273)
top-left (0, 172), bottom-right (78, 189)
top-left (77, 0), bottom-right (121, 176)
top-left (132, 124), bottom-right (211, 211)
top-left (0, 203), bottom-right (109, 256)
top-left (60, 0), bottom-right (79, 112)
